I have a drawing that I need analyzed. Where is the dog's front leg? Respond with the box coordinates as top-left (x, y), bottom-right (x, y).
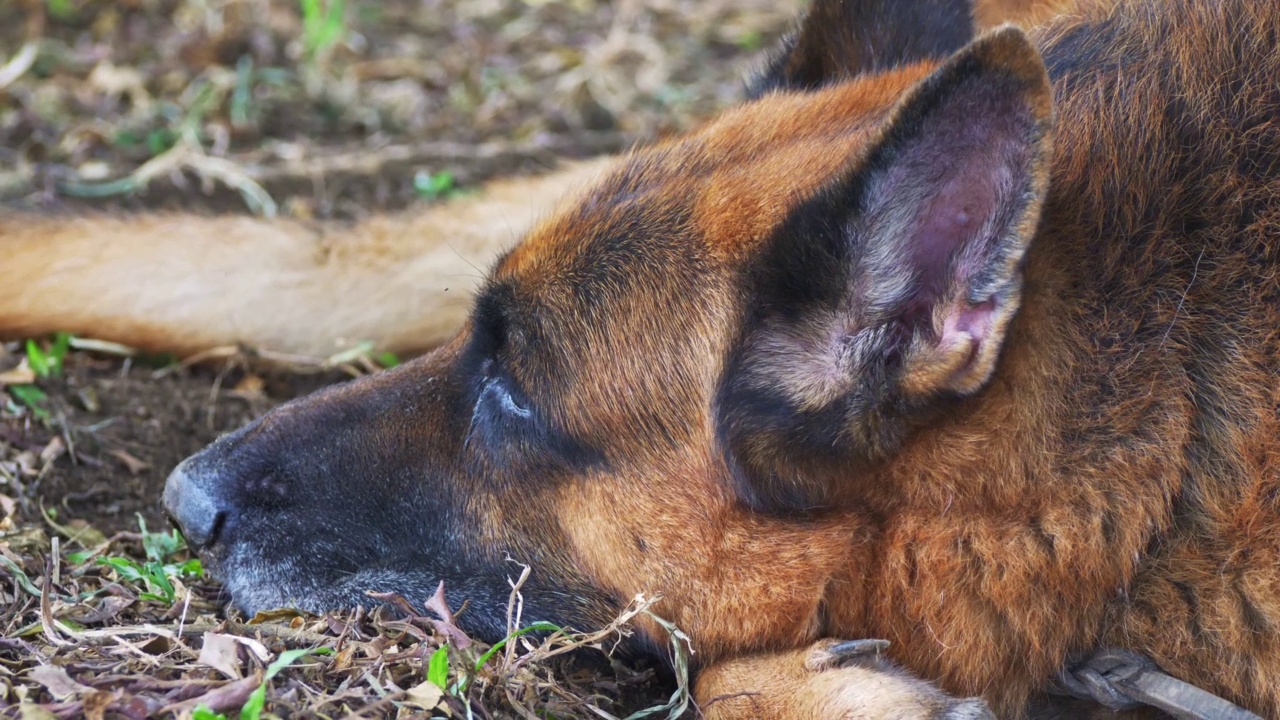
top-left (695, 639), bottom-right (993, 720)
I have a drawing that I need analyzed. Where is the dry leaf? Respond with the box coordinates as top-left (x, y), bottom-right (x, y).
top-left (14, 452), bottom-right (37, 477)
top-left (424, 581), bottom-right (473, 650)
top-left (76, 387), bottom-right (101, 413)
top-left (230, 634), bottom-right (271, 662)
top-left (232, 374), bottom-right (266, 397)
top-left (107, 449), bottom-right (150, 475)
top-left (82, 689), bottom-right (114, 720)
top-left (330, 643), bottom-right (357, 672)
top-left (59, 520), bottom-right (108, 550)
top-left (68, 595), bottom-right (132, 626)
top-left (17, 703), bottom-right (58, 720)
top-left (28, 665), bottom-right (92, 700)
top-left (167, 673), bottom-right (260, 715)
top-left (404, 680), bottom-right (445, 711)
top-left (198, 633), bottom-right (245, 679)
top-left (39, 438), bottom-right (66, 466)
top-left (137, 635), bottom-right (172, 655)
top-left (0, 366), bottom-right (35, 385)
top-left (248, 607), bottom-right (307, 624)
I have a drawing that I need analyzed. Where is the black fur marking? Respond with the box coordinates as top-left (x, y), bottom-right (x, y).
top-left (1234, 574), bottom-right (1273, 640)
top-left (749, 0), bottom-right (974, 98)
top-left (1171, 579), bottom-right (1207, 643)
top-left (1030, 515), bottom-right (1058, 559)
top-left (462, 287), bottom-right (609, 476)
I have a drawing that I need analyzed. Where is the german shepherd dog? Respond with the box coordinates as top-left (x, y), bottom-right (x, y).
top-left (6, 0), bottom-right (1280, 716)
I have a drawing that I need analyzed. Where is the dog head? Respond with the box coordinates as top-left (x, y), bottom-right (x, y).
top-left (164, 0), bottom-right (1053, 660)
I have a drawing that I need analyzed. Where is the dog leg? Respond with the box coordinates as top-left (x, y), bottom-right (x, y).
top-left (696, 639), bottom-right (993, 720)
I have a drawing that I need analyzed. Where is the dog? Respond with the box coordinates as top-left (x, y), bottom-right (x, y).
top-left (6, 0), bottom-right (1280, 717)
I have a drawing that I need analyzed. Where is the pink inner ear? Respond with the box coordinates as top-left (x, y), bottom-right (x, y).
top-left (908, 171), bottom-right (998, 304)
top-left (941, 295), bottom-right (997, 365)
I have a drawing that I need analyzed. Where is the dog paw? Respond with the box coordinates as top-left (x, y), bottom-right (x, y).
top-left (698, 639), bottom-right (994, 720)
top-left (805, 638), bottom-right (893, 671)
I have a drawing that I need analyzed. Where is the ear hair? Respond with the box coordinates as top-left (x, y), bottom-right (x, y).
top-left (719, 27), bottom-right (1054, 512)
top-left (749, 0), bottom-right (975, 98)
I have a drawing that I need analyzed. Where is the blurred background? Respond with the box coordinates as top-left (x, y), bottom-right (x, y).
top-left (0, 0), bottom-right (800, 218)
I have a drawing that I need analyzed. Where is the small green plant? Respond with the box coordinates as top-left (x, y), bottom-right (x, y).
top-left (427, 645), bottom-right (450, 690)
top-left (189, 648), bottom-right (330, 720)
top-left (472, 621), bottom-right (561, 672)
top-left (230, 55), bottom-right (256, 128)
top-left (735, 30), bottom-right (765, 51)
top-left (413, 170), bottom-right (461, 200)
top-left (452, 620), bottom-right (562, 694)
top-left (45, 0), bottom-right (75, 20)
top-left (375, 351), bottom-right (400, 369)
top-left (97, 555), bottom-right (202, 604)
top-left (7, 384), bottom-right (50, 421)
top-left (140, 516), bottom-right (186, 561)
top-left (146, 127), bottom-right (178, 156)
top-left (241, 648), bottom-right (331, 720)
top-left (94, 516), bottom-right (202, 604)
top-left (5, 332), bottom-right (72, 421)
top-left (26, 332), bottom-right (71, 378)
top-left (299, 0), bottom-right (347, 61)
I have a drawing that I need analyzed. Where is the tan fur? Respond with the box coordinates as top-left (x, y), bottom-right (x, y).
top-left (975, 0), bottom-right (1081, 28)
top-left (0, 158), bottom-right (611, 357)
top-left (698, 641), bottom-right (991, 719)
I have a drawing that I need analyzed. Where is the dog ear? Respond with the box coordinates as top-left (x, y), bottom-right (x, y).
top-left (749, 0), bottom-right (975, 97)
top-left (720, 27), bottom-right (1054, 512)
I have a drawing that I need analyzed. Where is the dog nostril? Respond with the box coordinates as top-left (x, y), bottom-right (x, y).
top-left (162, 459), bottom-right (226, 548)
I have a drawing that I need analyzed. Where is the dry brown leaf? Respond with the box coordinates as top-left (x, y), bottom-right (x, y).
top-left (232, 374), bottom-right (266, 398)
top-left (404, 680), bottom-right (446, 711)
top-left (230, 634), bottom-right (271, 662)
top-left (0, 366), bottom-right (36, 385)
top-left (14, 451), bottom-right (38, 477)
top-left (39, 438), bottom-right (66, 466)
top-left (137, 635), bottom-right (172, 655)
top-left (16, 703), bottom-right (59, 720)
top-left (107, 449), bottom-right (151, 475)
top-left (82, 689), bottom-right (114, 720)
top-left (27, 665), bottom-right (92, 700)
top-left (330, 643), bottom-right (357, 672)
top-left (167, 673), bottom-right (260, 715)
top-left (198, 633), bottom-right (245, 679)
top-left (58, 519), bottom-right (109, 549)
top-left (424, 581), bottom-right (473, 650)
top-left (248, 607), bottom-right (307, 624)
top-left (69, 595), bottom-right (132, 626)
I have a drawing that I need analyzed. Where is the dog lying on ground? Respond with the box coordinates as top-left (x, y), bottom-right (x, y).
top-left (5, 0), bottom-right (1280, 717)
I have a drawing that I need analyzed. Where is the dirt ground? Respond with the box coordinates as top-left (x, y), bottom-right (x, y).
top-left (0, 0), bottom-right (798, 717)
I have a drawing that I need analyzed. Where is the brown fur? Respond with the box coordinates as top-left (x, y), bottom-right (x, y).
top-left (16, 0), bottom-right (1280, 718)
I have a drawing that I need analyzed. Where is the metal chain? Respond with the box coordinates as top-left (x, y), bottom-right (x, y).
top-left (1049, 648), bottom-right (1263, 720)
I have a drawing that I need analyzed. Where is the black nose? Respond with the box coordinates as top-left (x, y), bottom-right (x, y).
top-left (163, 457), bottom-right (226, 548)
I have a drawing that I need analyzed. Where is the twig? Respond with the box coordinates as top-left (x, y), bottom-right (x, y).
top-left (57, 142), bottom-right (279, 217)
top-left (239, 134), bottom-right (625, 184)
top-left (504, 563), bottom-right (533, 668)
top-left (0, 41), bottom-right (38, 90)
